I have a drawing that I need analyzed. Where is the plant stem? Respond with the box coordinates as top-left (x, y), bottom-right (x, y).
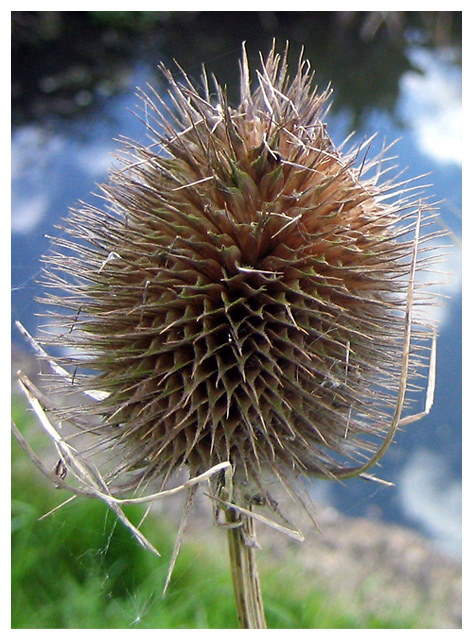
top-left (225, 503), bottom-right (267, 628)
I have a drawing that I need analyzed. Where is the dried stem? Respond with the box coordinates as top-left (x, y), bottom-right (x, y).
top-left (226, 508), bottom-right (267, 628)
top-left (220, 467), bottom-right (267, 629)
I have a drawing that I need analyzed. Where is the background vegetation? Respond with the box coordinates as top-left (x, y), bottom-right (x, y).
top-left (13, 396), bottom-right (422, 629)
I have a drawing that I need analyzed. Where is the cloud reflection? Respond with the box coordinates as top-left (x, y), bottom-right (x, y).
top-left (399, 47), bottom-right (461, 166)
top-left (399, 447), bottom-right (461, 557)
top-left (11, 123), bottom-right (113, 235)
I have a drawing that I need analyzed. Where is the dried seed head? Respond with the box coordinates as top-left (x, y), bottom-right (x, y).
top-left (39, 44), bottom-right (439, 510)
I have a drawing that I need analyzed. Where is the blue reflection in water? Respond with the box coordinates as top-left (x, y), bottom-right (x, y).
top-left (12, 63), bottom-right (154, 333)
top-left (11, 49), bottom-right (461, 556)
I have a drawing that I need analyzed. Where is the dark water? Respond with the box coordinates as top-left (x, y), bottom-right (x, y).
top-left (11, 13), bottom-right (461, 556)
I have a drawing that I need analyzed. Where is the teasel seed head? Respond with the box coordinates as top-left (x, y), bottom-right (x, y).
top-left (39, 43), bottom-right (439, 512)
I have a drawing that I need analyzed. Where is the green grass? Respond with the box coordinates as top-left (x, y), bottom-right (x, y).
top-left (12, 396), bottom-right (418, 629)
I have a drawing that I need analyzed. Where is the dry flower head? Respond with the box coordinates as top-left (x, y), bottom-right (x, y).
top-left (14, 43), bottom-right (442, 558)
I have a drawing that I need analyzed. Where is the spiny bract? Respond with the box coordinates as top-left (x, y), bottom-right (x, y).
top-left (41, 44), bottom-right (436, 506)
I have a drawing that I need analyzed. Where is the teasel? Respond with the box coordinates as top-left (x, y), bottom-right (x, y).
top-left (15, 42), bottom-right (441, 624)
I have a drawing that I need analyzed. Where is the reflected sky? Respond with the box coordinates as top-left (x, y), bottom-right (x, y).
top-left (400, 47), bottom-right (461, 166)
top-left (11, 45), bottom-right (462, 557)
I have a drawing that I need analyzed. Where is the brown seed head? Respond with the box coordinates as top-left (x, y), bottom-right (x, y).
top-left (40, 44), bottom-right (439, 506)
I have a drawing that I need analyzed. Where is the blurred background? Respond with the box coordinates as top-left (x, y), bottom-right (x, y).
top-left (11, 10), bottom-right (462, 628)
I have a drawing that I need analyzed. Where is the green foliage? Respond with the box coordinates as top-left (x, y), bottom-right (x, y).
top-left (12, 397), bottom-right (417, 628)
